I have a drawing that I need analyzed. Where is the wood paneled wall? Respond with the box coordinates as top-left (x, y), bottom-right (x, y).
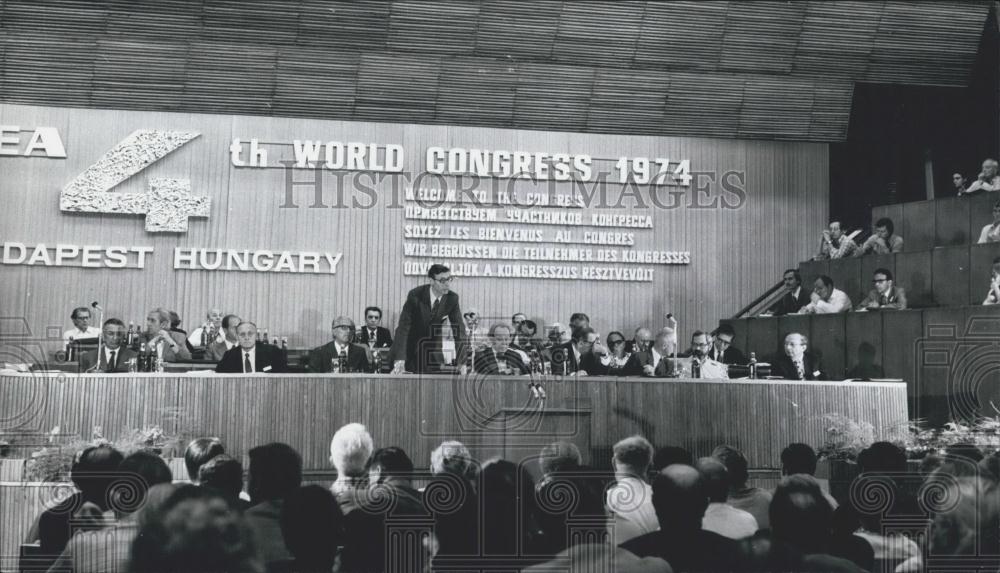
top-left (0, 104), bottom-right (828, 356)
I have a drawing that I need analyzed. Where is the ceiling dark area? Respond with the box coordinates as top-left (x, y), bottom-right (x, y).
top-left (0, 0), bottom-right (992, 142)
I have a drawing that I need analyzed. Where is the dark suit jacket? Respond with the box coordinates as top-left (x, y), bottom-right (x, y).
top-left (357, 326), bottom-right (393, 348)
top-left (79, 347), bottom-right (137, 373)
top-left (623, 349), bottom-right (675, 377)
top-left (707, 345), bottom-right (747, 365)
top-left (389, 284), bottom-right (467, 373)
top-left (549, 341), bottom-right (609, 375)
top-left (768, 287), bottom-right (813, 316)
top-left (620, 529), bottom-right (742, 573)
top-left (770, 351), bottom-right (825, 380)
top-left (215, 344), bottom-right (288, 373)
top-left (474, 347), bottom-right (529, 375)
top-left (307, 341), bottom-right (371, 373)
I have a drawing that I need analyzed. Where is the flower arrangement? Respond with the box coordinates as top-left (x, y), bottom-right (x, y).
top-left (816, 413), bottom-right (877, 461)
top-left (24, 424), bottom-right (183, 482)
top-left (817, 414), bottom-right (1000, 462)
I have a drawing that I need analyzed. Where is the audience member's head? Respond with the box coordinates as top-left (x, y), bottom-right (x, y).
top-left (329, 423), bottom-right (374, 480)
top-left (72, 444), bottom-right (125, 507)
top-left (712, 445), bottom-right (751, 489)
top-left (612, 435), bottom-right (653, 478)
top-left (651, 464), bottom-right (709, 532)
top-left (113, 451), bottom-right (173, 517)
top-left (367, 446), bottom-right (415, 486)
top-left (480, 458), bottom-right (538, 555)
top-left (770, 474), bottom-right (833, 556)
top-left (953, 172), bottom-right (967, 191)
top-left (781, 443), bottom-right (818, 476)
top-left (539, 441), bottom-right (583, 479)
top-left (982, 158), bottom-right (999, 179)
top-left (130, 485), bottom-right (262, 573)
top-left (695, 457), bottom-right (730, 503)
top-left (827, 221), bottom-right (844, 240)
top-left (874, 217), bottom-right (894, 239)
top-left (197, 454), bottom-right (244, 503)
top-left (430, 440), bottom-right (476, 481)
top-left (929, 476), bottom-right (1000, 557)
top-left (184, 437), bottom-right (225, 483)
top-left (652, 445), bottom-right (693, 471)
top-left (280, 485), bottom-right (345, 572)
top-left (247, 442), bottom-right (302, 504)
top-left (856, 441), bottom-right (907, 475)
top-left (534, 470), bottom-right (607, 554)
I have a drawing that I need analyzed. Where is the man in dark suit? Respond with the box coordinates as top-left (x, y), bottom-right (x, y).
top-left (474, 324), bottom-right (529, 375)
top-left (708, 324), bottom-right (747, 365)
top-left (619, 465), bottom-right (741, 572)
top-left (389, 264), bottom-right (468, 373)
top-left (206, 314), bottom-right (241, 362)
top-left (216, 322), bottom-right (287, 373)
top-left (79, 318), bottom-right (137, 373)
top-left (624, 327), bottom-right (677, 377)
top-left (356, 306), bottom-right (393, 349)
top-left (771, 332), bottom-right (825, 381)
top-left (549, 327), bottom-right (610, 376)
top-left (765, 269), bottom-right (813, 316)
top-left (308, 316), bottom-right (371, 373)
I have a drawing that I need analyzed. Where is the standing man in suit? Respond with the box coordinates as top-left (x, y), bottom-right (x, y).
top-left (764, 270), bottom-right (812, 316)
top-left (771, 332), bottom-right (825, 381)
top-left (206, 314), bottom-right (242, 362)
top-left (79, 319), bottom-right (136, 373)
top-left (625, 328), bottom-right (677, 377)
top-left (474, 324), bottom-right (529, 375)
top-left (357, 306), bottom-right (393, 349)
top-left (308, 316), bottom-right (371, 373)
top-left (142, 308), bottom-right (192, 362)
top-left (708, 324), bottom-right (747, 365)
top-left (549, 327), bottom-right (610, 376)
top-left (216, 322), bottom-right (287, 373)
top-left (390, 264), bottom-right (468, 374)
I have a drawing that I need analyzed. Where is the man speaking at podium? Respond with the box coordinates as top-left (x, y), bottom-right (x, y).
top-left (390, 264), bottom-right (468, 374)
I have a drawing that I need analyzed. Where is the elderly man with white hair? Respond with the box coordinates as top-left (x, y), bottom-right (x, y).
top-left (625, 327), bottom-right (678, 377)
top-left (771, 333), bottom-right (825, 381)
top-left (430, 440), bottom-right (477, 481)
top-left (187, 308), bottom-right (224, 348)
top-left (329, 423), bottom-right (374, 514)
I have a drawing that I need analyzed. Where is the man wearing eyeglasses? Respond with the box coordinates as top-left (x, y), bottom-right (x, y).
top-left (390, 263), bottom-right (468, 374)
top-left (356, 306), bottom-right (393, 349)
top-left (707, 324), bottom-right (746, 365)
top-left (79, 318), bottom-right (136, 373)
top-left (855, 268), bottom-right (907, 311)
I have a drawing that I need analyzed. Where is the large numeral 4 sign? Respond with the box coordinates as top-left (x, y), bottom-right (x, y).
top-left (59, 130), bottom-right (210, 233)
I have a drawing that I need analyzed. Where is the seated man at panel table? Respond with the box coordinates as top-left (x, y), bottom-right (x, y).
top-left (771, 332), bottom-right (825, 381)
top-left (141, 307), bottom-right (192, 362)
top-left (678, 330), bottom-right (728, 379)
top-left (474, 323), bottom-right (529, 375)
top-left (63, 306), bottom-right (101, 343)
top-left (187, 308), bottom-right (224, 348)
top-left (216, 321), bottom-right (287, 373)
top-left (550, 326), bottom-right (610, 376)
top-left (355, 306), bottom-right (393, 349)
top-left (798, 275), bottom-right (852, 314)
top-left (856, 217), bottom-right (904, 256)
top-left (965, 158), bottom-right (1000, 194)
top-left (708, 324), bottom-right (747, 365)
top-left (856, 268), bottom-right (907, 311)
top-left (79, 318), bottom-right (137, 373)
top-left (624, 326), bottom-right (654, 355)
top-left (763, 269), bottom-right (813, 317)
top-left (206, 314), bottom-right (241, 362)
top-left (624, 327), bottom-right (677, 377)
top-left (814, 221), bottom-right (859, 260)
top-left (308, 316), bottom-right (371, 373)
top-left (569, 312), bottom-right (590, 336)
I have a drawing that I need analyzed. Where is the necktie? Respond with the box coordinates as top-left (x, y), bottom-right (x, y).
top-left (795, 359), bottom-right (805, 380)
top-left (244, 352), bottom-right (252, 373)
top-left (431, 297), bottom-right (440, 315)
top-left (107, 350), bottom-right (116, 372)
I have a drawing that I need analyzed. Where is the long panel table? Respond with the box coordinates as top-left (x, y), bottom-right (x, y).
top-left (0, 373), bottom-right (906, 569)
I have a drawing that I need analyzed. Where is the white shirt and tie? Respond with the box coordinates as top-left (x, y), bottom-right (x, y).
top-left (103, 346), bottom-right (120, 370)
top-left (242, 346), bottom-right (257, 373)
